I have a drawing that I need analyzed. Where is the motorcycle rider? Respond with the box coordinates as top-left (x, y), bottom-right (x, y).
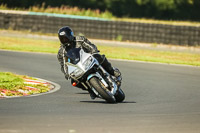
top-left (57, 26), bottom-right (121, 91)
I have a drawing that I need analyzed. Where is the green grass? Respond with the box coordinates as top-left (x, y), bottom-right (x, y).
top-left (0, 36), bottom-right (59, 53)
top-left (0, 72), bottom-right (50, 96)
top-left (0, 34), bottom-right (200, 66)
top-left (0, 4), bottom-right (113, 19)
top-left (99, 46), bottom-right (200, 66)
top-left (0, 32), bottom-right (199, 96)
top-left (0, 72), bottom-right (24, 90)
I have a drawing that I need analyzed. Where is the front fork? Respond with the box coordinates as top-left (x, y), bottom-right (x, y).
top-left (87, 66), bottom-right (118, 96)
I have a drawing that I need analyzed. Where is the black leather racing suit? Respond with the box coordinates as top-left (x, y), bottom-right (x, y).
top-left (57, 36), bottom-right (116, 82)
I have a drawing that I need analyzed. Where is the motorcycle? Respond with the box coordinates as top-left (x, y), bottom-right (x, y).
top-left (64, 48), bottom-right (125, 103)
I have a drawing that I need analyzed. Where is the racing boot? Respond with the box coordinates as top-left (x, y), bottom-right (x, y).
top-left (113, 68), bottom-right (122, 86)
top-left (101, 57), bottom-right (122, 86)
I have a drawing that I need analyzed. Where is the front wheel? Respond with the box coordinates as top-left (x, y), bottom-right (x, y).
top-left (89, 77), bottom-right (116, 103)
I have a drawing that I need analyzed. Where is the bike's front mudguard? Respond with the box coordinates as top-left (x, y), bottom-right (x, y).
top-left (87, 72), bottom-right (118, 96)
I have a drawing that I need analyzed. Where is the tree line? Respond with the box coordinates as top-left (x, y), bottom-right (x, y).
top-left (1, 0), bottom-right (200, 21)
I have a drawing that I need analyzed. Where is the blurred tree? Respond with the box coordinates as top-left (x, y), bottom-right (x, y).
top-left (0, 0), bottom-right (200, 20)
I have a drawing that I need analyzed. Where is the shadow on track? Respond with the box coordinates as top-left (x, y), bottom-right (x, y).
top-left (76, 92), bottom-right (89, 95)
top-left (80, 100), bottom-right (136, 104)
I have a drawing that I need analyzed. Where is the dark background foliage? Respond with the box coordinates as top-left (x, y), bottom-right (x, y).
top-left (0, 0), bottom-right (200, 21)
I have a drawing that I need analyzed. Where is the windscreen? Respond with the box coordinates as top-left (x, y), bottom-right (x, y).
top-left (66, 48), bottom-right (81, 64)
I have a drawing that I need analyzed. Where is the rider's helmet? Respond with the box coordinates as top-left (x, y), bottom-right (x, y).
top-left (58, 26), bottom-right (74, 47)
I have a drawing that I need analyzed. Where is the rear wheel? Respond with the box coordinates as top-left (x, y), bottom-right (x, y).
top-left (114, 88), bottom-right (125, 102)
top-left (89, 77), bottom-right (116, 103)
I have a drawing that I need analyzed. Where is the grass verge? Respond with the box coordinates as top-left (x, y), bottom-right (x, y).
top-left (99, 46), bottom-right (200, 66)
top-left (0, 72), bottom-right (24, 90)
top-left (0, 72), bottom-right (50, 97)
top-left (0, 4), bottom-right (113, 19)
top-left (0, 34), bottom-right (200, 66)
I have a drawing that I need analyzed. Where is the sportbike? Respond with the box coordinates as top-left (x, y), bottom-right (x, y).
top-left (65, 48), bottom-right (125, 103)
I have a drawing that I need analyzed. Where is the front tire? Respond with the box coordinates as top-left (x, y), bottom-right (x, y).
top-left (89, 77), bottom-right (116, 103)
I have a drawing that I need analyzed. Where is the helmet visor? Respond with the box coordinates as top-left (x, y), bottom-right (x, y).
top-left (60, 35), bottom-right (69, 44)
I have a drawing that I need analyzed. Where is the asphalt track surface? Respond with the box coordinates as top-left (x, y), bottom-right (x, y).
top-left (0, 50), bottom-right (200, 133)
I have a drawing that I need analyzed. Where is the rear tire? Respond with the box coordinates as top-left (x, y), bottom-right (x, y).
top-left (89, 77), bottom-right (116, 103)
top-left (115, 88), bottom-right (125, 102)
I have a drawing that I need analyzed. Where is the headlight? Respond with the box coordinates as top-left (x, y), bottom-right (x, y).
top-left (72, 69), bottom-right (84, 77)
top-left (83, 56), bottom-right (93, 70)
